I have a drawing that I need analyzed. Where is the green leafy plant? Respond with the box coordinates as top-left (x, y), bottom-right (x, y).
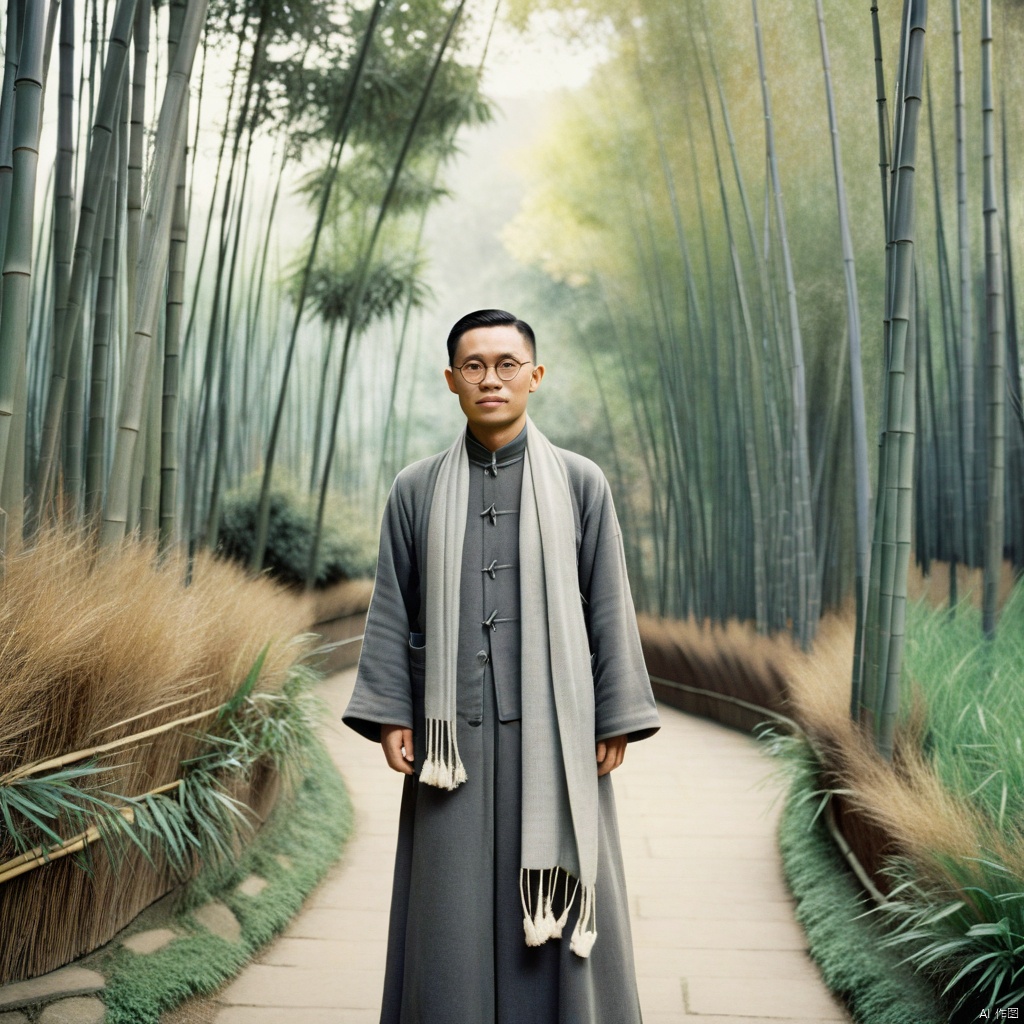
top-left (0, 646), bottom-right (328, 883)
top-left (216, 485), bottom-right (376, 588)
top-left (873, 853), bottom-right (1024, 1016)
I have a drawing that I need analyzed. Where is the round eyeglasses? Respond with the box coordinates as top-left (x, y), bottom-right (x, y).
top-left (453, 358), bottom-right (532, 384)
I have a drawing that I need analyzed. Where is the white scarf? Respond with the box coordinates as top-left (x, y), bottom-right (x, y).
top-left (422, 418), bottom-right (599, 957)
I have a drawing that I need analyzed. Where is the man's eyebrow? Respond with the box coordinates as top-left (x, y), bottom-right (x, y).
top-left (460, 351), bottom-right (523, 361)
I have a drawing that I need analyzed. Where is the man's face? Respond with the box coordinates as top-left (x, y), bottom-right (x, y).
top-left (444, 324), bottom-right (544, 437)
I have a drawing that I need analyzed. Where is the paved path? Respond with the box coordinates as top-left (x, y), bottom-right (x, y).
top-left (211, 669), bottom-right (851, 1024)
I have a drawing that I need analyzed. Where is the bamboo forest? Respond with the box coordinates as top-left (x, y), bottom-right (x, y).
top-left (1, 0), bottom-right (1022, 1020)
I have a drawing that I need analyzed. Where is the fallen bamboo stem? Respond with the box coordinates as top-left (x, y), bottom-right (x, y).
top-left (0, 779), bottom-right (182, 885)
top-left (89, 686), bottom-right (214, 737)
top-left (1, 707), bottom-right (223, 785)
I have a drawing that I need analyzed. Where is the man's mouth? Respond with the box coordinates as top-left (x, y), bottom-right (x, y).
top-left (476, 398), bottom-right (507, 407)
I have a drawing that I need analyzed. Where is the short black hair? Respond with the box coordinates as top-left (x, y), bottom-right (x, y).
top-left (446, 309), bottom-right (536, 366)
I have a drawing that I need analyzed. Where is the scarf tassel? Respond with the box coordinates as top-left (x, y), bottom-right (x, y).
top-left (520, 869), bottom-right (595, 957)
top-left (569, 883), bottom-right (598, 958)
top-left (419, 718), bottom-right (467, 791)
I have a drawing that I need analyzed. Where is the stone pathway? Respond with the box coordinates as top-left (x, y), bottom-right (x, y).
top-left (208, 667), bottom-right (851, 1023)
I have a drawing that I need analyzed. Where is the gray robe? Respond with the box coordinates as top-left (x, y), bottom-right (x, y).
top-left (343, 422), bottom-right (660, 1024)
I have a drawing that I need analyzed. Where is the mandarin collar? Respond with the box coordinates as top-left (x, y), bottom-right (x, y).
top-left (464, 421), bottom-right (528, 470)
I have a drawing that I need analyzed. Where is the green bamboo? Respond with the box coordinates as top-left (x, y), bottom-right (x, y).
top-left (35, 0), bottom-right (136, 516)
top-left (306, 0), bottom-right (468, 589)
top-left (816, 0), bottom-right (869, 711)
top-left (160, 0), bottom-right (188, 553)
top-left (980, 0), bottom-right (1004, 639)
top-left (690, 35), bottom-right (767, 631)
top-left (0, 0), bottom-right (47, 553)
top-left (125, 0), bottom-right (151, 349)
top-left (100, 0), bottom-right (206, 547)
top-left (951, 0), bottom-right (976, 567)
top-left (1002, 97), bottom-right (1024, 572)
top-left (250, 0), bottom-right (389, 573)
top-left (862, 0), bottom-right (928, 761)
top-left (0, 0), bottom-right (21, 289)
top-left (85, 170), bottom-right (118, 518)
top-left (51, 0), bottom-right (74, 420)
top-left (751, 0), bottom-right (817, 648)
top-left (871, 4), bottom-right (891, 235)
top-left (925, 70), bottom-right (965, 578)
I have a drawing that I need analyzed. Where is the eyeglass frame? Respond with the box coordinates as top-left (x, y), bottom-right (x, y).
top-left (451, 357), bottom-right (534, 384)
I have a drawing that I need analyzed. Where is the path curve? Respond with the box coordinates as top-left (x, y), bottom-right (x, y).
top-left (209, 668), bottom-right (851, 1024)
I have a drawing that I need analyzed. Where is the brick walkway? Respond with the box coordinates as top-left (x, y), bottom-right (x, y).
top-left (210, 668), bottom-right (851, 1023)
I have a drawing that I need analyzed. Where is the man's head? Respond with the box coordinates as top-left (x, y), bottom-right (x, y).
top-left (445, 309), bottom-right (536, 367)
top-left (444, 309), bottom-right (544, 451)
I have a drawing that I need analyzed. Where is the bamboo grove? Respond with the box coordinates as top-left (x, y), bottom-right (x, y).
top-left (0, 0), bottom-right (493, 574)
top-left (505, 0), bottom-right (1024, 749)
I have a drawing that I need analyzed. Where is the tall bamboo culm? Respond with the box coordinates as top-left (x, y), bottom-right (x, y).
top-left (859, 0), bottom-right (928, 761)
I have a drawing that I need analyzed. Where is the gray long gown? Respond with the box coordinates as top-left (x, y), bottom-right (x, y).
top-left (343, 422), bottom-right (660, 1024)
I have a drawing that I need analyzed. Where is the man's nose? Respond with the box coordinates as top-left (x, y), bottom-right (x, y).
top-left (480, 365), bottom-right (502, 386)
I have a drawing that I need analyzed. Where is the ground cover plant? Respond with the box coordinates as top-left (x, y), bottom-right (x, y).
top-left (100, 737), bottom-right (353, 1024)
top-left (771, 731), bottom-right (947, 1024)
top-left (0, 529), bottom-right (313, 983)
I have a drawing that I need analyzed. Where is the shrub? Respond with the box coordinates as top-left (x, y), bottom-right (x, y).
top-left (216, 486), bottom-right (377, 588)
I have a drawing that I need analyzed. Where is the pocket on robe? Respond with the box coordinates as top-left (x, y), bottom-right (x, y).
top-left (408, 632), bottom-right (426, 706)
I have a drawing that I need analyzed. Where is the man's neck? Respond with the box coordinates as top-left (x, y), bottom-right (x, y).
top-left (466, 415), bottom-right (527, 452)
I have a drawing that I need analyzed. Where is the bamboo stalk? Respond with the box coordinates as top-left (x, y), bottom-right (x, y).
top-left (35, 0), bottom-right (137, 517)
top-left (306, 0), bottom-right (469, 589)
top-left (751, 0), bottom-right (817, 649)
top-left (980, 0), bottom-right (1004, 639)
top-left (0, 0), bottom-right (20, 286)
top-left (1, 705), bottom-right (219, 786)
top-left (0, 0), bottom-right (47, 554)
top-left (951, 0), bottom-right (976, 568)
top-left (100, 0), bottom-right (207, 547)
top-left (0, 779), bottom-right (182, 885)
top-left (816, 0), bottom-right (869, 714)
top-left (862, 0), bottom-right (928, 761)
top-left (249, 0), bottom-right (388, 573)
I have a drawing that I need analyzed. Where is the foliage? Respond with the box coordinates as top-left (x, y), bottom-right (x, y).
top-left (772, 582), bottom-right (1024, 1015)
top-left (499, 0), bottom-right (1024, 640)
top-left (101, 737), bottom-right (353, 1024)
top-left (874, 852), bottom-right (1024, 1017)
top-left (217, 484), bottom-right (377, 588)
top-left (902, 584), bottom-right (1024, 840)
top-left (0, 645), bottom-right (328, 880)
top-left (768, 730), bottom-right (948, 1024)
top-left (882, 589), bottom-right (1024, 1006)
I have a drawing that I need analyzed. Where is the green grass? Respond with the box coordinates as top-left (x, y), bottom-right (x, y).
top-left (100, 738), bottom-right (353, 1024)
top-left (769, 732), bottom-right (949, 1024)
top-left (901, 582), bottom-right (1024, 835)
top-left (870, 580), bottom-right (1024, 1016)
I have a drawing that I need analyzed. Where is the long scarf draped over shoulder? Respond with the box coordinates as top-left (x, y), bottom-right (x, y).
top-left (422, 417), bottom-right (599, 957)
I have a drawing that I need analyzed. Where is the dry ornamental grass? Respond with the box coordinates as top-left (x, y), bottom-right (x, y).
top-left (0, 529), bottom-right (310, 982)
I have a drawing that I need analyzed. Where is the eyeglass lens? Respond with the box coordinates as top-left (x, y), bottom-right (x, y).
top-left (459, 359), bottom-right (526, 383)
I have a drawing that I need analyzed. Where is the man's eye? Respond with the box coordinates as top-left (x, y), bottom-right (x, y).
top-left (464, 362), bottom-right (484, 372)
top-left (499, 361), bottom-right (517, 371)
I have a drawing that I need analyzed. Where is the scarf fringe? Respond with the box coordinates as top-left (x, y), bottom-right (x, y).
top-left (419, 718), bottom-right (467, 791)
top-left (519, 868), bottom-right (595, 958)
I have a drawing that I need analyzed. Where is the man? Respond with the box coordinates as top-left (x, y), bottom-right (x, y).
top-left (343, 309), bottom-right (660, 1024)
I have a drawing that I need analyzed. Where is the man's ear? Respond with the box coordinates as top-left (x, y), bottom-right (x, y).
top-left (444, 366), bottom-right (458, 394)
top-left (529, 364), bottom-right (546, 392)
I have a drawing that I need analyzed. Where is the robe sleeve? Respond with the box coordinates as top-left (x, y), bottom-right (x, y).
top-left (342, 470), bottom-right (421, 742)
top-left (573, 457), bottom-right (661, 744)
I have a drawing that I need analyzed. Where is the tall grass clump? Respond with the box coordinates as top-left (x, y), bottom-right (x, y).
top-left (778, 586), bottom-right (1024, 1015)
top-left (0, 528), bottom-right (311, 982)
